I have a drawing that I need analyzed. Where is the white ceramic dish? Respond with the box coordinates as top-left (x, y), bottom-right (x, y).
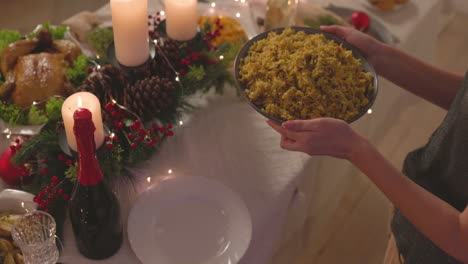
top-left (127, 176), bottom-right (252, 264)
top-left (0, 189), bottom-right (37, 214)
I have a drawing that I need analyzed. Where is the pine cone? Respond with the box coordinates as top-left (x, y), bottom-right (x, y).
top-left (124, 76), bottom-right (177, 121)
top-left (79, 65), bottom-right (128, 103)
top-left (153, 38), bottom-right (183, 78)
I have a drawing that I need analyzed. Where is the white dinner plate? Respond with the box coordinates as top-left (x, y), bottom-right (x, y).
top-left (127, 176), bottom-right (252, 264)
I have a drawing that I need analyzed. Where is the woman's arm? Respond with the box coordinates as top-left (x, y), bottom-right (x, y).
top-left (372, 44), bottom-right (464, 110)
top-left (321, 26), bottom-right (465, 110)
top-left (268, 119), bottom-right (468, 262)
top-left (350, 134), bottom-right (468, 262)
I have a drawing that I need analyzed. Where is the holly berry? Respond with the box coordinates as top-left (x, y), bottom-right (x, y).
top-left (128, 133), bottom-right (135, 140)
top-left (51, 176), bottom-right (59, 183)
top-left (351, 12), bottom-right (370, 32)
top-left (41, 168), bottom-right (49, 175)
top-left (63, 194), bottom-right (70, 200)
top-left (131, 143), bottom-right (138, 149)
top-left (44, 208), bottom-right (50, 213)
top-left (87, 67), bottom-right (93, 74)
top-left (57, 189), bottom-right (64, 195)
top-left (38, 191), bottom-right (45, 198)
top-left (45, 186), bottom-right (51, 193)
top-left (33, 197), bottom-right (40, 203)
top-left (49, 194), bottom-right (56, 200)
top-left (65, 160), bottom-right (73, 166)
top-left (106, 143), bottom-right (115, 150)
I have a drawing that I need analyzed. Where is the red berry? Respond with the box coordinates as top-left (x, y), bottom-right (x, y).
top-left (179, 69), bottom-right (186, 75)
top-left (105, 103), bottom-right (114, 112)
top-left (57, 189), bottom-right (64, 195)
top-left (128, 133), bottom-right (135, 140)
top-left (152, 123), bottom-right (159, 129)
top-left (149, 128), bottom-right (155, 134)
top-left (157, 18), bottom-right (161, 22)
top-left (106, 143), bottom-right (114, 150)
top-left (219, 25), bottom-right (224, 30)
top-left (38, 191), bottom-right (45, 198)
top-left (49, 194), bottom-right (56, 200)
top-left (148, 15), bottom-right (153, 19)
top-left (351, 11), bottom-right (370, 32)
top-left (44, 208), bottom-right (50, 213)
top-left (165, 131), bottom-right (174, 137)
top-left (62, 194), bottom-right (70, 200)
top-left (58, 154), bottom-right (65, 161)
top-left (65, 160), bottom-right (73, 166)
top-left (42, 168), bottom-right (48, 175)
top-left (167, 124), bottom-right (173, 129)
top-left (117, 122), bottom-right (124, 129)
top-left (215, 18), bottom-right (221, 25)
top-left (52, 176), bottom-right (58, 182)
top-left (33, 197), bottom-right (40, 203)
top-left (39, 203), bottom-right (46, 209)
top-left (134, 120), bottom-right (141, 127)
top-left (131, 143), bottom-right (138, 149)
top-left (51, 182), bottom-right (57, 187)
top-left (43, 199), bottom-right (50, 206)
top-left (104, 135), bottom-right (111, 141)
top-left (147, 141), bottom-right (154, 147)
top-left (112, 135), bottom-right (119, 141)
top-left (87, 67), bottom-right (93, 74)
top-left (151, 137), bottom-right (159, 144)
top-left (159, 127), bottom-right (166, 133)
top-left (15, 138), bottom-right (20, 144)
top-left (156, 11), bottom-right (160, 15)
top-left (45, 186), bottom-right (51, 193)
top-left (136, 136), bottom-right (144, 143)
top-left (138, 129), bottom-right (147, 137)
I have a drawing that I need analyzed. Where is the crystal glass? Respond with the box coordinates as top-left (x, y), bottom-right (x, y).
top-left (11, 211), bottom-right (60, 264)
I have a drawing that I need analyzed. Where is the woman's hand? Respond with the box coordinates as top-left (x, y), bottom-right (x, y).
top-left (320, 25), bottom-right (383, 65)
top-left (267, 118), bottom-right (366, 160)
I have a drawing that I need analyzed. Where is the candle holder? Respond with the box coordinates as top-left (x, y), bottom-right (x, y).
top-left (106, 41), bottom-right (156, 72)
top-left (59, 126), bottom-right (112, 157)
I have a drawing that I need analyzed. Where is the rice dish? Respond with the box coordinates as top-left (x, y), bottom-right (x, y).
top-left (239, 28), bottom-right (373, 121)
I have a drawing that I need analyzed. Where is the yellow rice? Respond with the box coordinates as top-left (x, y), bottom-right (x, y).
top-left (239, 28), bottom-right (373, 121)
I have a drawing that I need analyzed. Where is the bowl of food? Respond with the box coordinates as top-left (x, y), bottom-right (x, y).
top-left (234, 27), bottom-right (378, 123)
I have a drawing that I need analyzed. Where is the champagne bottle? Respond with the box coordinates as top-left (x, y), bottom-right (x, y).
top-left (68, 108), bottom-right (123, 260)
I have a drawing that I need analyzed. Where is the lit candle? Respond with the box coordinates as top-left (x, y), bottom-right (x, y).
top-left (165, 0), bottom-right (198, 41)
top-left (61, 92), bottom-right (104, 151)
top-left (111, 0), bottom-right (149, 66)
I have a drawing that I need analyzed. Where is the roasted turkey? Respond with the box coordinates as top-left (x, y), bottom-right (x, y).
top-left (0, 30), bottom-right (81, 108)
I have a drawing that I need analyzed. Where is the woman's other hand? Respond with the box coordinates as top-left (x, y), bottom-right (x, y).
top-left (320, 25), bottom-right (382, 65)
top-left (267, 118), bottom-right (366, 160)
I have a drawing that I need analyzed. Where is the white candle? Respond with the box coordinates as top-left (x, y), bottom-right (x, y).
top-left (165, 0), bottom-right (198, 41)
top-left (61, 92), bottom-right (105, 151)
top-left (111, 0), bottom-right (149, 66)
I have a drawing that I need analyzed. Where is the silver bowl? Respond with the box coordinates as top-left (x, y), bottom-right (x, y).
top-left (234, 26), bottom-right (378, 124)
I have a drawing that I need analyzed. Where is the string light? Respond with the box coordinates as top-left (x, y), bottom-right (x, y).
top-left (160, 11), bottom-right (165, 16)
top-left (235, 12), bottom-right (240, 18)
top-left (219, 55), bottom-right (224, 60)
top-left (367, 109), bottom-right (372, 114)
top-left (168, 169), bottom-right (173, 174)
top-left (240, 0), bottom-right (246, 2)
top-left (147, 177), bottom-right (151, 183)
top-left (211, 2), bottom-right (216, 7)
top-left (175, 76), bottom-right (180, 82)
top-left (179, 121), bottom-right (184, 125)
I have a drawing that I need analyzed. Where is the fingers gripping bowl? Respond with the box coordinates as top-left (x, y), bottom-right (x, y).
top-left (234, 27), bottom-right (378, 123)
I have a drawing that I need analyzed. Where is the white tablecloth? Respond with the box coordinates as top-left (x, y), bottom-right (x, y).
top-left (0, 0), bottom-right (457, 263)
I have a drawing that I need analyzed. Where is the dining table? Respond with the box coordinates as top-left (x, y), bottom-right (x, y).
top-left (0, 0), bottom-right (460, 263)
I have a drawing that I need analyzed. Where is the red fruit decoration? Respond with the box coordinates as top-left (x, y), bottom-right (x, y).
top-left (351, 12), bottom-right (371, 32)
top-left (0, 146), bottom-right (28, 185)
